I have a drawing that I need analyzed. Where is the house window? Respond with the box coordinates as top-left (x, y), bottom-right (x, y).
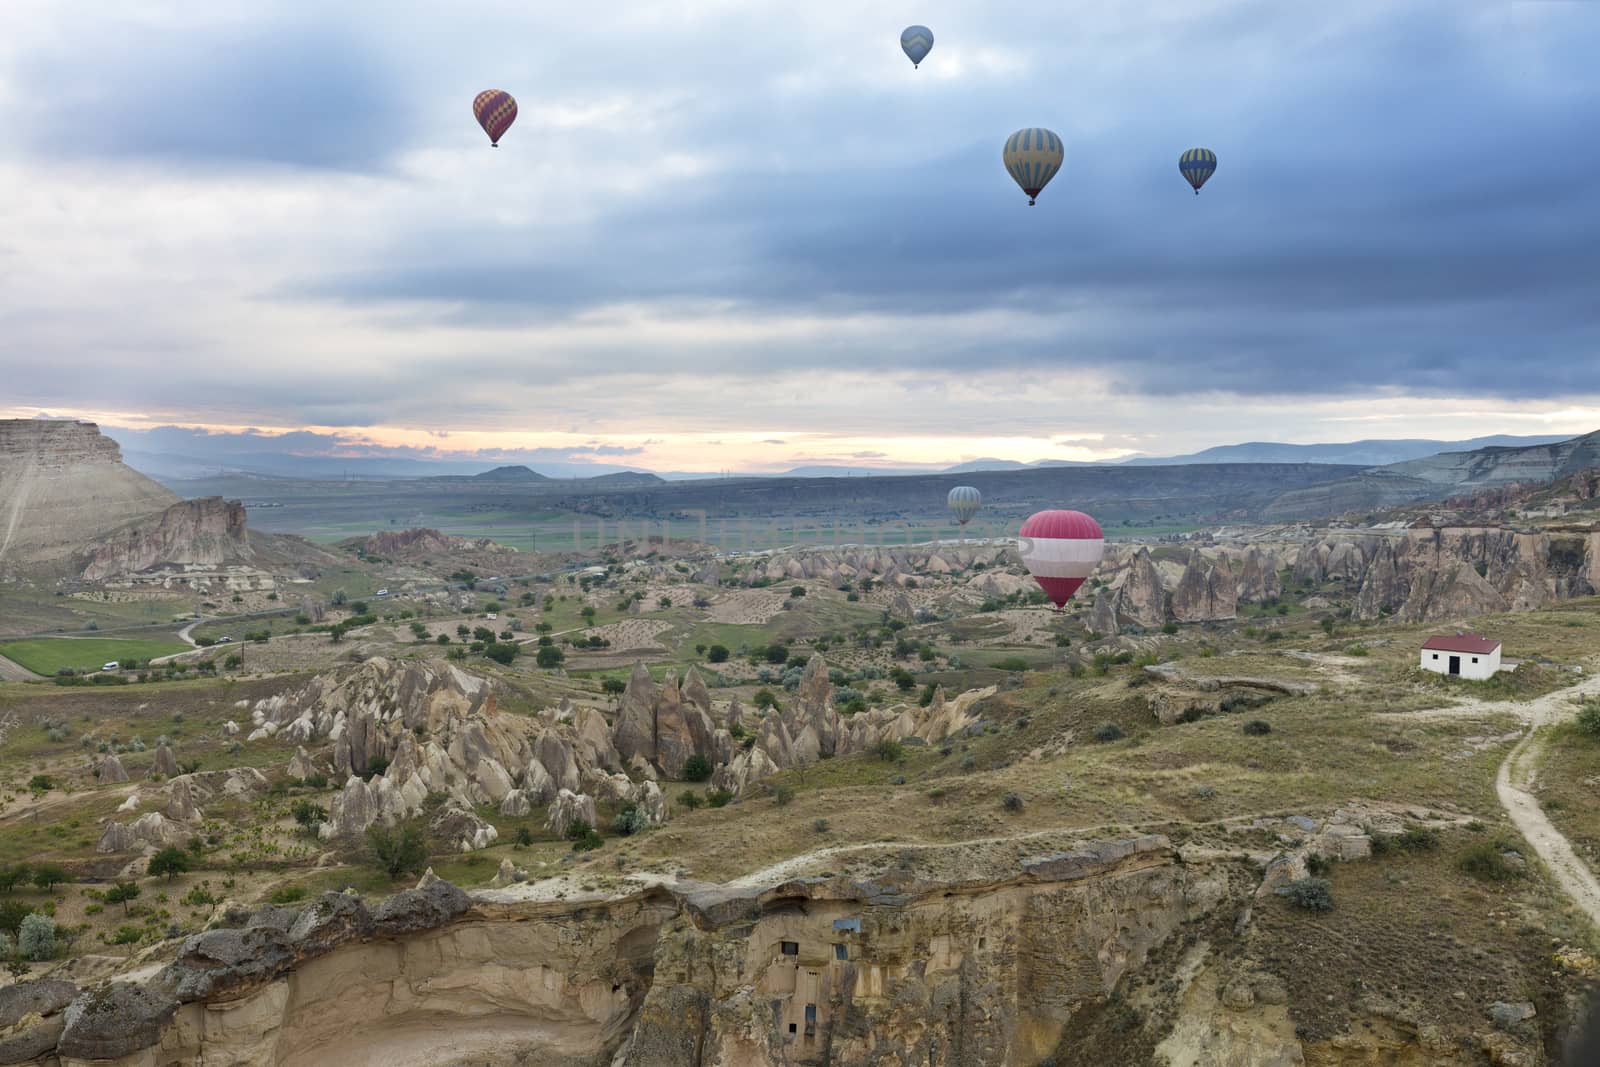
top-left (805, 1005), bottom-right (817, 1023)
top-left (1472, 657), bottom-right (1479, 663)
top-left (788, 1023), bottom-right (797, 1034)
top-left (1431, 653), bottom-right (1439, 660)
top-left (834, 943), bottom-right (847, 960)
top-left (978, 937), bottom-right (987, 949)
top-left (780, 941), bottom-right (798, 956)
top-left (832, 917), bottom-right (862, 933)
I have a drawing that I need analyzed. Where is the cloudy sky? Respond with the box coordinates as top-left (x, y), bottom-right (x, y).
top-left (3, 0), bottom-right (1598, 473)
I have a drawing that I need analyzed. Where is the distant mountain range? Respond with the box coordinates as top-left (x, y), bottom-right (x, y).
top-left (112, 423), bottom-right (1580, 485)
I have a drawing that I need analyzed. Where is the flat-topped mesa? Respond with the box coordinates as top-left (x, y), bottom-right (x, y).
top-left (0, 418), bottom-right (180, 569)
top-left (0, 418), bottom-right (126, 469)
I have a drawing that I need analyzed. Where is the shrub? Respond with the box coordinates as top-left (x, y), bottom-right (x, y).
top-left (365, 755), bottom-right (390, 779)
top-left (536, 645), bottom-right (565, 669)
top-left (813, 819), bottom-right (831, 834)
top-left (613, 806), bottom-right (649, 836)
top-left (148, 848), bottom-right (192, 882)
top-left (1093, 722), bottom-right (1125, 743)
top-left (992, 657), bottom-right (1030, 673)
top-left (1396, 825), bottom-right (1439, 851)
top-left (291, 800), bottom-right (326, 834)
top-left (1577, 700), bottom-right (1600, 739)
top-left (773, 785), bottom-right (795, 807)
top-left (1002, 792), bottom-right (1024, 812)
top-left (1242, 720), bottom-right (1272, 736)
top-left (1279, 877), bottom-right (1333, 911)
top-left (514, 826), bottom-right (534, 847)
top-left (601, 677), bottom-right (627, 695)
top-left (269, 886), bottom-right (308, 905)
top-left (753, 688), bottom-right (780, 711)
top-left (18, 914), bottom-right (56, 960)
top-left (707, 645), bottom-right (730, 663)
top-left (678, 792), bottom-right (703, 811)
top-left (682, 755), bottom-right (713, 782)
top-left (874, 739), bottom-right (904, 763)
top-left (483, 642), bottom-right (519, 665)
top-left (27, 775), bottom-right (53, 795)
top-left (1161, 622), bottom-right (1179, 635)
top-left (367, 821), bottom-right (428, 880)
top-left (1458, 841), bottom-right (1524, 882)
top-left (570, 827), bottom-right (604, 852)
top-left (0, 866), bottom-right (31, 894)
top-left (706, 789), bottom-right (734, 808)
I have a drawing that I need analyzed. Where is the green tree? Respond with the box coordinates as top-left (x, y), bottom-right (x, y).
top-left (601, 678), bottom-right (627, 695)
top-left (105, 881), bottom-right (141, 915)
top-left (483, 642), bottom-right (519, 665)
top-left (707, 644), bottom-right (730, 663)
top-left (30, 864), bottom-right (68, 892)
top-left (536, 645), bottom-right (565, 669)
top-left (753, 688), bottom-right (779, 711)
top-left (17, 914), bottom-right (54, 961)
top-left (148, 847), bottom-right (192, 882)
top-left (27, 775), bottom-right (53, 797)
top-left (682, 754), bottom-right (713, 782)
top-left (0, 866), bottom-right (30, 894)
top-left (368, 821), bottom-right (428, 880)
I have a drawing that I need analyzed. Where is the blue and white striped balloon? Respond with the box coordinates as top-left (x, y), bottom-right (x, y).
top-left (947, 486), bottom-right (982, 526)
top-left (901, 25), bottom-right (934, 68)
top-left (1003, 128), bottom-right (1063, 205)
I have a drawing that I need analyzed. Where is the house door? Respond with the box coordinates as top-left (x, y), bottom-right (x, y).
top-left (1449, 656), bottom-right (1461, 676)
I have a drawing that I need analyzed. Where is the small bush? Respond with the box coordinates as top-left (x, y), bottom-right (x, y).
top-left (570, 828), bottom-right (604, 852)
top-left (1458, 841), bottom-right (1523, 882)
top-left (1243, 720), bottom-right (1272, 736)
top-left (514, 826), bottom-right (534, 848)
top-left (269, 886), bottom-right (307, 905)
top-left (1002, 792), bottom-right (1024, 813)
top-left (706, 789), bottom-right (734, 808)
top-left (1396, 825), bottom-right (1439, 851)
top-left (613, 806), bottom-right (649, 836)
top-left (1279, 877), bottom-right (1333, 912)
top-left (1093, 722), bottom-right (1125, 743)
top-left (1576, 700), bottom-right (1600, 739)
top-left (682, 755), bottom-right (713, 783)
top-left (874, 738), bottom-right (904, 763)
top-left (813, 818), bottom-right (830, 834)
top-left (678, 792), bottom-right (703, 811)
top-left (367, 821), bottom-right (428, 880)
top-left (773, 785), bottom-right (795, 807)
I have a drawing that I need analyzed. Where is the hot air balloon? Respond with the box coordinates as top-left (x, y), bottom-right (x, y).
top-left (1003, 128), bottom-right (1063, 206)
top-left (1017, 510), bottom-right (1104, 609)
top-left (1180, 148), bottom-right (1216, 195)
top-left (473, 89), bottom-right (518, 147)
top-left (901, 25), bottom-right (934, 68)
top-left (947, 486), bottom-right (982, 527)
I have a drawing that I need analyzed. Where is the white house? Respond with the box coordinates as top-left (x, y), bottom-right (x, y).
top-left (1420, 634), bottom-right (1502, 680)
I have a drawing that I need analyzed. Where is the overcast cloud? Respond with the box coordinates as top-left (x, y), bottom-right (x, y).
top-left (2, 0), bottom-right (1597, 470)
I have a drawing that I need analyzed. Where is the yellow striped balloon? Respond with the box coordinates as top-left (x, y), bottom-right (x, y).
top-left (1179, 148), bottom-right (1217, 195)
top-left (1003, 128), bottom-right (1063, 206)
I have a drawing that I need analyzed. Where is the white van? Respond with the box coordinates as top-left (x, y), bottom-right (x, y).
top-left (101, 661), bottom-right (120, 672)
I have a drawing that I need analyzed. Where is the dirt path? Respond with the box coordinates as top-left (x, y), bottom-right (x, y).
top-left (0, 653), bottom-right (43, 681)
top-left (1488, 673), bottom-right (1600, 927)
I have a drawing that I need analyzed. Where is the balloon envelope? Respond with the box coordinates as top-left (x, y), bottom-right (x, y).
top-left (1003, 128), bottom-right (1064, 205)
top-left (1018, 510), bottom-right (1104, 607)
top-left (473, 89), bottom-right (518, 146)
top-left (901, 25), bottom-right (934, 67)
top-left (947, 486), bottom-right (982, 526)
top-left (1180, 148), bottom-right (1217, 194)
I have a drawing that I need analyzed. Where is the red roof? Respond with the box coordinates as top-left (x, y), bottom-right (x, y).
top-left (1422, 634), bottom-right (1501, 655)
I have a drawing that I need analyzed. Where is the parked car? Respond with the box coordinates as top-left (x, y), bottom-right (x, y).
top-left (216, 636), bottom-right (233, 644)
top-left (101, 661), bottom-right (120, 672)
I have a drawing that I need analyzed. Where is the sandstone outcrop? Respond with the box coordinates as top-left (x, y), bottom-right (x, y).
top-left (1117, 547), bottom-right (1168, 627)
top-left (1171, 549), bottom-right (1238, 622)
top-left (250, 658), bottom-right (625, 847)
top-left (79, 497), bottom-right (252, 581)
top-left (611, 663), bottom-right (717, 779)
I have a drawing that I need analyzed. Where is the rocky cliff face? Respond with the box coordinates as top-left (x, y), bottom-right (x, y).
top-left (0, 419), bottom-right (178, 570)
top-left (78, 496), bottom-right (251, 580)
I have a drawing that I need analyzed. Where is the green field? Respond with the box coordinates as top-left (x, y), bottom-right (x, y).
top-left (0, 636), bottom-right (189, 675)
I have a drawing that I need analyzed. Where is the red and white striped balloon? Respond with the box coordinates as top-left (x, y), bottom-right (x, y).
top-left (1017, 510), bottom-right (1104, 608)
